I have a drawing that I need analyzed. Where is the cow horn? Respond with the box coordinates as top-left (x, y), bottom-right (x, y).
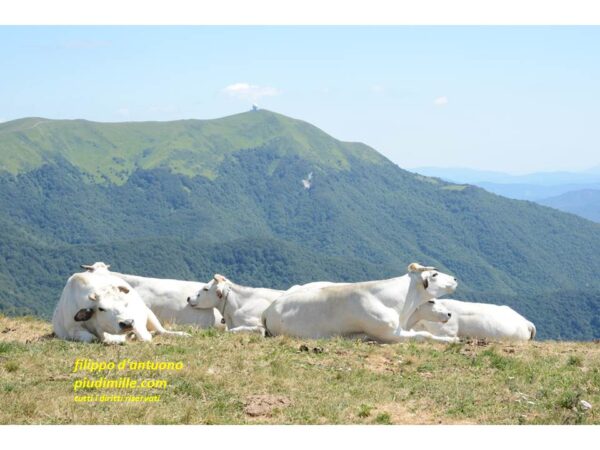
top-left (407, 263), bottom-right (437, 273)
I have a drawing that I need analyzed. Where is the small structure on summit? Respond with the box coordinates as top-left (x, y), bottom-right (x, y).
top-left (252, 104), bottom-right (259, 111)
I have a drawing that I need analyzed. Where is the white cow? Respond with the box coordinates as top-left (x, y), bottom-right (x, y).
top-left (286, 281), bottom-right (453, 332)
top-left (187, 274), bottom-right (285, 334)
top-left (80, 262), bottom-right (222, 328)
top-left (412, 299), bottom-right (537, 341)
top-left (52, 270), bottom-right (189, 344)
top-left (261, 263), bottom-right (459, 343)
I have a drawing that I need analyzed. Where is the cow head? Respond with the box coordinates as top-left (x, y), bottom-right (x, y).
top-left (407, 263), bottom-right (458, 299)
top-left (74, 284), bottom-right (136, 334)
top-left (80, 262), bottom-right (111, 273)
top-left (187, 274), bottom-right (230, 309)
top-left (404, 300), bottom-right (452, 330)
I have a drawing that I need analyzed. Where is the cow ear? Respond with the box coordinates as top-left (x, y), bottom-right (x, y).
top-left (118, 286), bottom-right (130, 294)
top-left (74, 308), bottom-right (95, 322)
top-left (88, 293), bottom-right (98, 302)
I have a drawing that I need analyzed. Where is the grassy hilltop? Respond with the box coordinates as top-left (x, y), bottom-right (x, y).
top-left (0, 111), bottom-right (385, 182)
top-left (1, 315), bottom-right (599, 425)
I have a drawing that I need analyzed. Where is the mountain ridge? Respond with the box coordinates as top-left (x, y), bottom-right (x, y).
top-left (0, 110), bottom-right (387, 183)
top-left (1, 110), bottom-right (600, 339)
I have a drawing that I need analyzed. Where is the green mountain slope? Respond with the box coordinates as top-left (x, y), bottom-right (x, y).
top-left (1, 110), bottom-right (600, 339)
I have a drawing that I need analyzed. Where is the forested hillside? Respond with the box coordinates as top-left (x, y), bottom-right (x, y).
top-left (1, 110), bottom-right (600, 339)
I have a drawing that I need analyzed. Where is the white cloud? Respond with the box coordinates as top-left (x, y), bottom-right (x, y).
top-left (434, 96), bottom-right (449, 106)
top-left (223, 83), bottom-right (281, 102)
top-left (371, 84), bottom-right (385, 94)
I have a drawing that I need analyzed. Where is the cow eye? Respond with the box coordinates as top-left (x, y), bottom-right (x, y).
top-left (98, 307), bottom-right (106, 312)
top-left (432, 273), bottom-right (438, 278)
top-left (428, 300), bottom-right (435, 304)
top-left (203, 287), bottom-right (209, 291)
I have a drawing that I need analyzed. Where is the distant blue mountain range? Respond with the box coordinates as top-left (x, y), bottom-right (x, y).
top-left (412, 166), bottom-right (600, 222)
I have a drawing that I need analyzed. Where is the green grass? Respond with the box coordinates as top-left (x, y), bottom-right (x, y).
top-left (441, 184), bottom-right (468, 191)
top-left (1, 316), bottom-right (600, 424)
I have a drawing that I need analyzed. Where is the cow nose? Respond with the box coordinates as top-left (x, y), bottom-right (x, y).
top-left (447, 313), bottom-right (452, 318)
top-left (187, 297), bottom-right (191, 303)
top-left (119, 320), bottom-right (134, 330)
top-left (453, 278), bottom-right (457, 282)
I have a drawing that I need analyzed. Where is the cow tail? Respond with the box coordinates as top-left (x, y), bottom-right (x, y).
top-left (529, 323), bottom-right (536, 340)
top-left (261, 313), bottom-right (272, 338)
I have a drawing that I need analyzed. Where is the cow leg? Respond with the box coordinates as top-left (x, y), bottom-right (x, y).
top-left (357, 303), bottom-right (459, 344)
top-left (227, 325), bottom-right (265, 335)
top-left (395, 328), bottom-right (459, 343)
top-left (131, 327), bottom-right (153, 342)
top-left (146, 308), bottom-right (190, 337)
top-left (358, 303), bottom-right (403, 343)
top-left (73, 329), bottom-right (98, 343)
top-left (100, 332), bottom-right (128, 345)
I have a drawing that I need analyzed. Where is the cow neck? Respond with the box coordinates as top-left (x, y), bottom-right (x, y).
top-left (399, 275), bottom-right (430, 329)
top-left (216, 283), bottom-right (234, 325)
top-left (403, 306), bottom-right (422, 331)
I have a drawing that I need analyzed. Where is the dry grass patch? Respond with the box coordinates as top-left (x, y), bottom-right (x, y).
top-left (1, 316), bottom-right (600, 424)
top-left (244, 394), bottom-right (291, 417)
top-left (0, 314), bottom-right (52, 343)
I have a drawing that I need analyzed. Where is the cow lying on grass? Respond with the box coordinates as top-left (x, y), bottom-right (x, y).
top-left (412, 299), bottom-right (537, 341)
top-left (188, 274), bottom-right (284, 334)
top-left (52, 269), bottom-right (190, 344)
top-left (81, 262), bottom-right (222, 329)
top-left (262, 263), bottom-right (459, 343)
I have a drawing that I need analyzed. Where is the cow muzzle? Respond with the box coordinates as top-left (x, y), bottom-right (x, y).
top-left (119, 319), bottom-right (134, 331)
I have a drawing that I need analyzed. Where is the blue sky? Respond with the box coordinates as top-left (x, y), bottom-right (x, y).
top-left (1, 26), bottom-right (599, 173)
